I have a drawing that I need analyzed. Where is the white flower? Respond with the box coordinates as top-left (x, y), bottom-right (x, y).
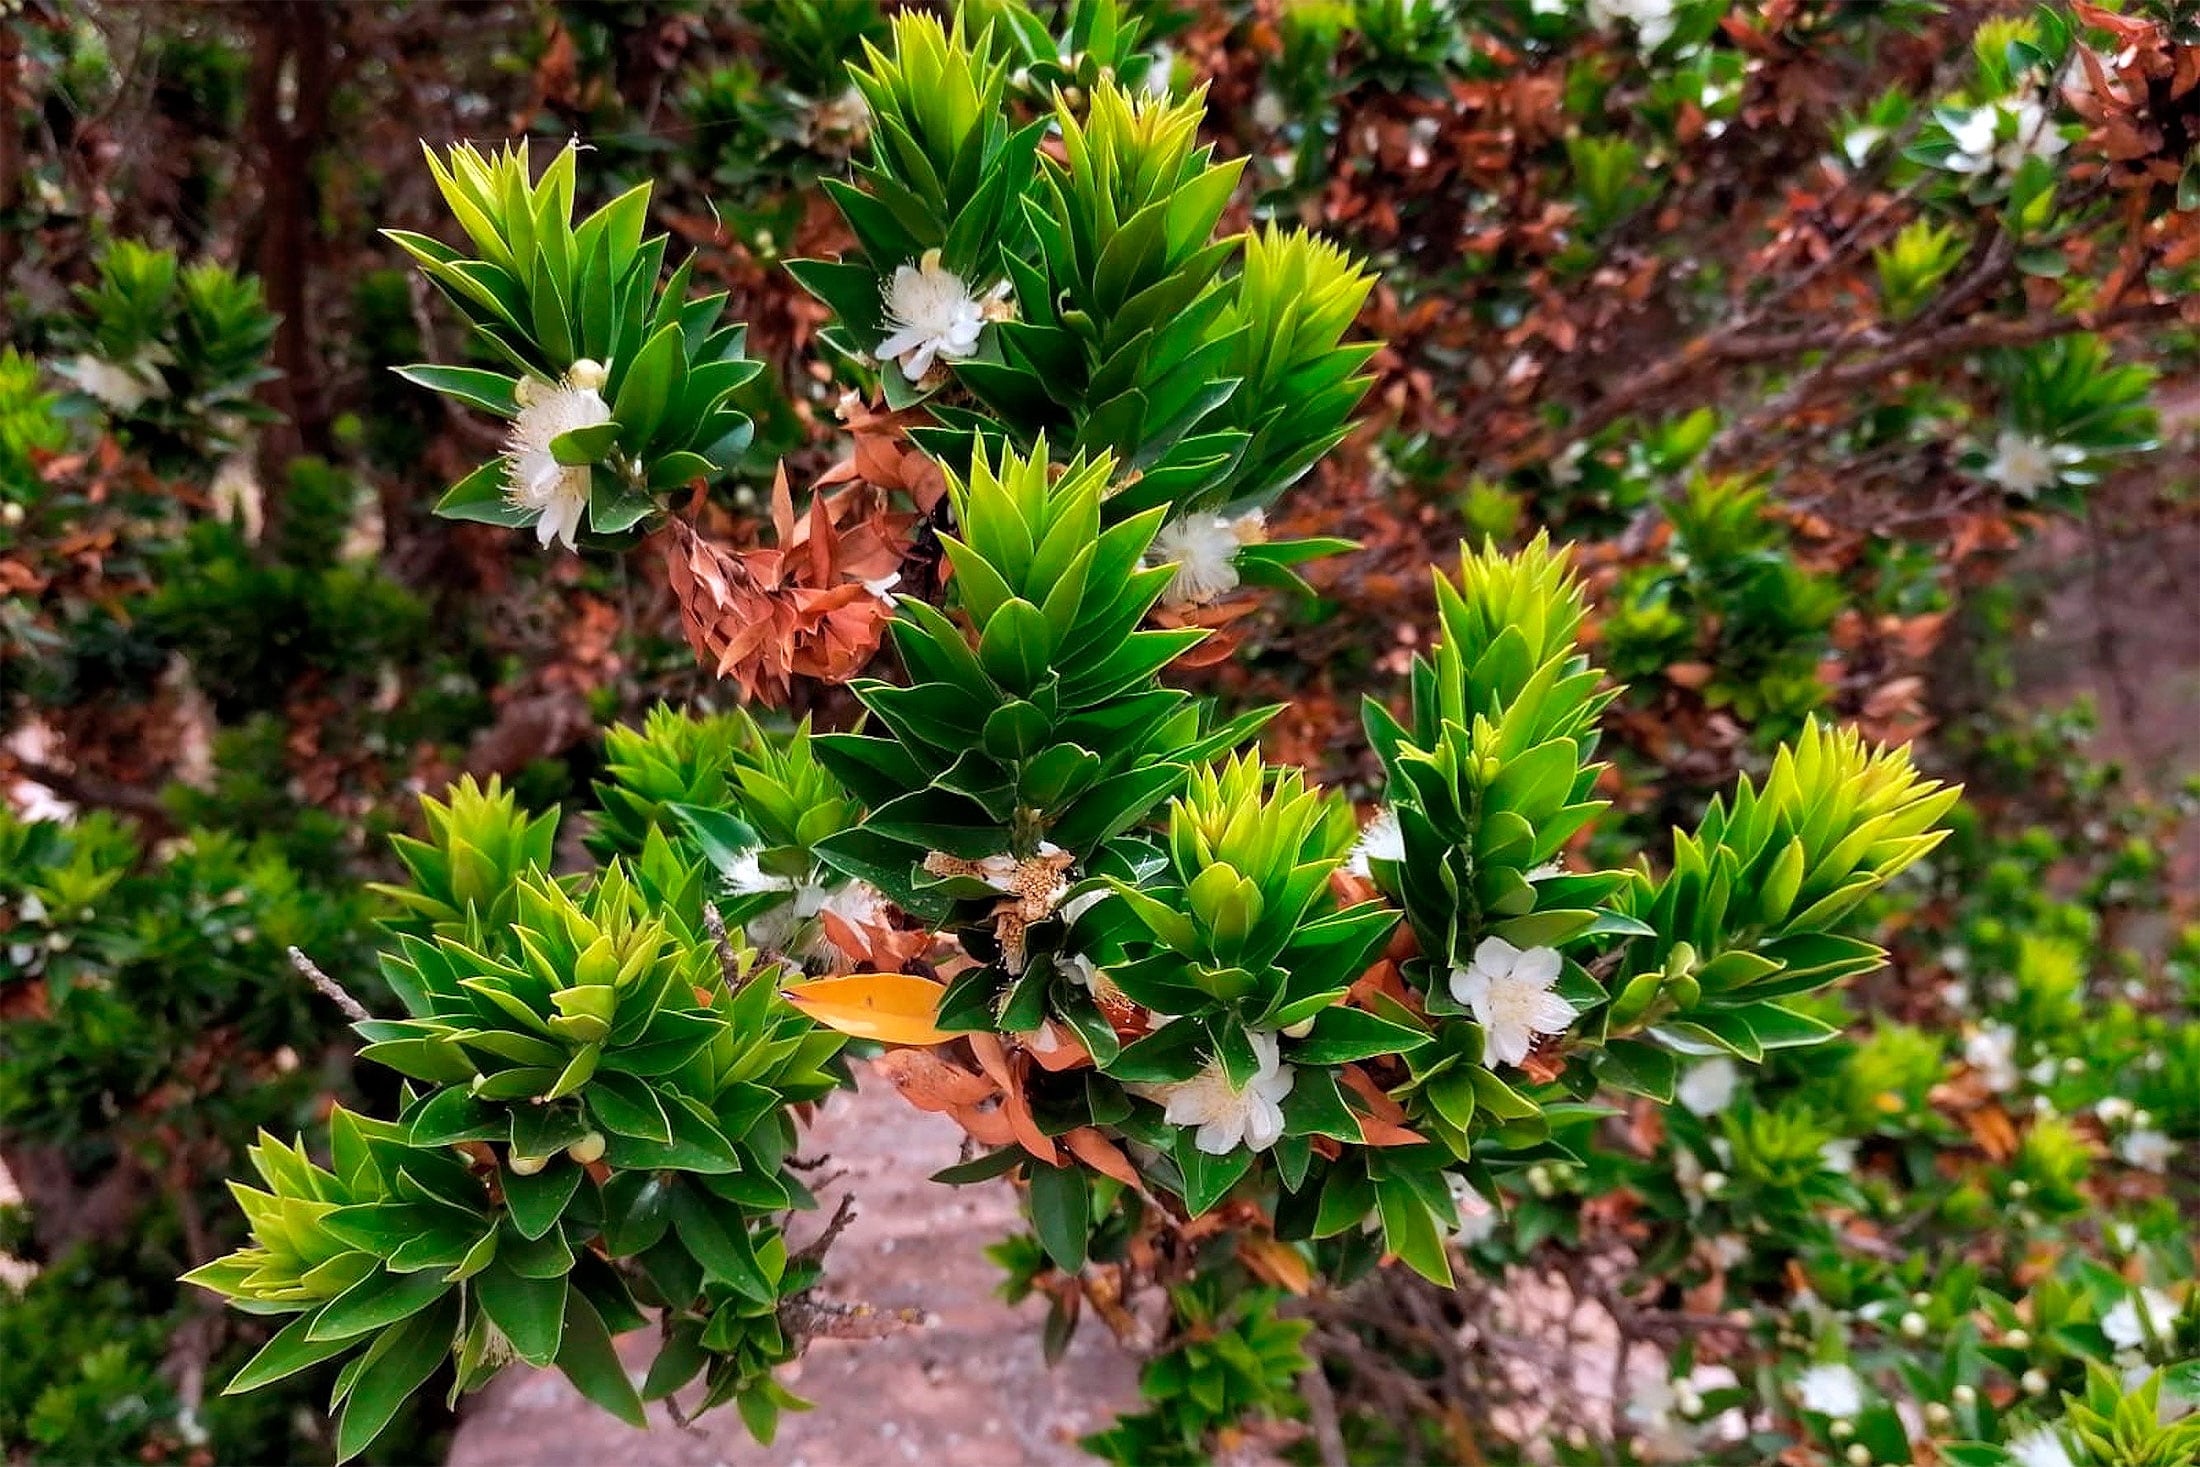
top-left (876, 249), bottom-right (1002, 383)
top-left (1449, 937), bottom-right (1573, 1068)
top-left (1586, 0), bottom-right (1675, 51)
top-left (1148, 508), bottom-right (1265, 608)
top-left (1842, 125), bottom-right (1887, 167)
top-left (1058, 951), bottom-right (1102, 991)
top-left (1964, 1022), bottom-right (2020, 1093)
top-left (1983, 428), bottom-right (2084, 497)
top-left (1346, 806), bottom-right (1404, 876)
top-left (1446, 1174), bottom-right (1499, 1246)
top-left (1819, 1137), bottom-right (1861, 1175)
top-left (723, 849), bottom-right (794, 898)
top-left (1625, 1371), bottom-right (1692, 1461)
top-left (2118, 1128), bottom-right (2176, 1173)
top-left (1796, 1362), bottom-right (1866, 1419)
top-left (1143, 45), bottom-right (1174, 98)
top-left (63, 353), bottom-right (162, 413)
top-left (2102, 1287), bottom-right (2178, 1352)
top-left (1676, 1057), bottom-right (1740, 1117)
top-left (735, 858), bottom-right (888, 970)
top-left (2008, 1427), bottom-right (2078, 1467)
top-left (1945, 97), bottom-right (2069, 179)
top-left (504, 364), bottom-right (611, 550)
top-left (1134, 1029), bottom-right (1294, 1155)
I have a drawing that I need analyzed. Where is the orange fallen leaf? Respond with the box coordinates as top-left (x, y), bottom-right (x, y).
top-left (781, 972), bottom-right (954, 1046)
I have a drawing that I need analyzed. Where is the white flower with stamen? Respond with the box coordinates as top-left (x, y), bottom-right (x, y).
top-left (1134, 1029), bottom-right (1294, 1155)
top-left (2103, 1287), bottom-right (2178, 1352)
top-left (2118, 1127), bottom-right (2175, 1173)
top-left (1449, 936), bottom-right (1573, 1068)
top-left (1983, 428), bottom-right (2083, 497)
top-left (2008, 1427), bottom-right (2078, 1467)
top-left (1677, 1057), bottom-right (1739, 1117)
top-left (876, 249), bottom-right (1004, 383)
top-left (1796, 1362), bottom-right (1865, 1418)
top-left (1945, 97), bottom-right (2068, 180)
top-left (63, 353), bottom-right (162, 414)
top-left (1964, 1022), bottom-right (2020, 1093)
top-left (1586, 0), bottom-right (1676, 51)
top-left (504, 360), bottom-right (611, 551)
top-left (1346, 806), bottom-right (1404, 876)
top-left (1148, 508), bottom-right (1265, 608)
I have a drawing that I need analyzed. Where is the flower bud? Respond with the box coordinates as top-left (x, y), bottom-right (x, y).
top-left (2003, 1328), bottom-right (2030, 1349)
top-left (1924, 1402), bottom-right (1952, 1429)
top-left (508, 1152), bottom-right (547, 1177)
top-left (1674, 1385), bottom-right (1703, 1418)
top-left (1831, 1418), bottom-right (1854, 1439)
top-left (1845, 1446), bottom-right (1871, 1467)
top-left (1700, 1170), bottom-right (1728, 1197)
top-left (567, 358), bottom-right (609, 392)
top-left (2007, 1179), bottom-right (2030, 1199)
top-left (567, 1132), bottom-right (607, 1165)
top-left (1952, 1384), bottom-right (1977, 1407)
top-left (1900, 1311), bottom-right (1928, 1339)
top-left (2021, 1369), bottom-right (2048, 1396)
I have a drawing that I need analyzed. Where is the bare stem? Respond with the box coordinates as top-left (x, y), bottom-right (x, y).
top-left (287, 947), bottom-right (372, 1023)
top-left (702, 902), bottom-right (745, 989)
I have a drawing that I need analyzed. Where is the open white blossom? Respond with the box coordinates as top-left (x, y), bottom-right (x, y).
top-left (1964, 1021), bottom-right (2020, 1093)
top-left (1148, 508), bottom-right (1265, 607)
top-left (1586, 0), bottom-right (1675, 51)
top-left (1446, 1174), bottom-right (1499, 1246)
top-left (1819, 1137), bottom-right (1860, 1175)
top-left (1676, 1057), bottom-right (1740, 1117)
top-left (2118, 1127), bottom-right (2176, 1173)
top-left (2102, 1287), bottom-right (2179, 1352)
top-left (504, 361), bottom-right (610, 551)
top-left (63, 353), bottom-right (162, 414)
top-left (2008, 1427), bottom-right (2078, 1467)
top-left (1795, 1362), bottom-right (1865, 1419)
top-left (1983, 428), bottom-right (2084, 497)
top-left (1449, 936), bottom-right (1573, 1068)
top-left (1945, 97), bottom-right (2069, 179)
top-left (876, 249), bottom-right (1004, 382)
top-left (1346, 806), bottom-right (1404, 876)
top-left (1134, 1029), bottom-right (1294, 1155)
top-left (730, 855), bottom-right (886, 969)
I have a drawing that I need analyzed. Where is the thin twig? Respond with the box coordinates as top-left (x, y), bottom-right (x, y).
top-left (1301, 1363), bottom-right (1350, 1467)
top-left (702, 902), bottom-right (745, 989)
top-left (287, 947), bottom-right (372, 1023)
top-left (795, 1193), bottom-right (860, 1267)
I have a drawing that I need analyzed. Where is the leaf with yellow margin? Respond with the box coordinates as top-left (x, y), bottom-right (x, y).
top-left (781, 973), bottom-right (954, 1046)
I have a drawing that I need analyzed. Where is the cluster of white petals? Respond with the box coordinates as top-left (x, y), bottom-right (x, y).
top-left (1585, 0), bottom-right (1676, 51)
top-left (1449, 936), bottom-right (1573, 1068)
top-left (1983, 428), bottom-right (2083, 497)
top-left (64, 353), bottom-right (163, 414)
top-left (1148, 508), bottom-right (1266, 608)
top-left (877, 249), bottom-right (1006, 382)
top-left (1945, 97), bottom-right (2069, 180)
top-left (1795, 1362), bottom-right (1865, 1419)
top-left (504, 360), bottom-right (611, 551)
top-left (1134, 1029), bottom-right (1294, 1155)
top-left (1345, 806), bottom-right (1404, 876)
top-left (1675, 1057), bottom-right (1739, 1117)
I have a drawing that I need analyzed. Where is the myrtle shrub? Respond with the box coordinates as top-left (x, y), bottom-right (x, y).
top-left (3, 2), bottom-right (2195, 1466)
